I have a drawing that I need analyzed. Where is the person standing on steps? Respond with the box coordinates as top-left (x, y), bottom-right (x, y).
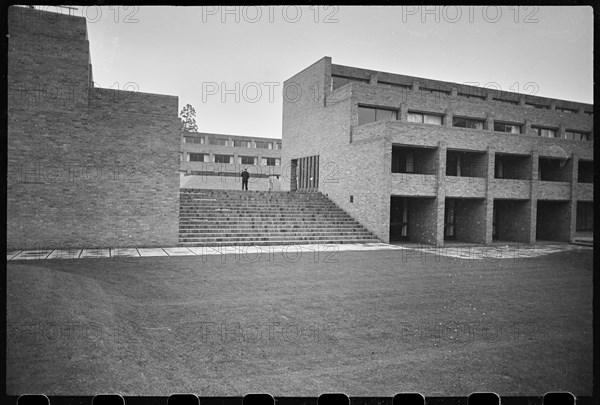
top-left (241, 167), bottom-right (250, 190)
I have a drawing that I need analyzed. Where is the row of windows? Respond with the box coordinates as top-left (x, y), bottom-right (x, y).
top-left (183, 137), bottom-right (282, 149)
top-left (187, 153), bottom-right (280, 166)
top-left (332, 75), bottom-right (591, 115)
top-left (358, 105), bottom-right (592, 141)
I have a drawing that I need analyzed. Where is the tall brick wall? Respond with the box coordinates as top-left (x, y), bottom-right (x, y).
top-left (7, 7), bottom-right (180, 250)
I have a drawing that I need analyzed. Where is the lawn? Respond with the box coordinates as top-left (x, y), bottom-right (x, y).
top-left (6, 247), bottom-right (593, 397)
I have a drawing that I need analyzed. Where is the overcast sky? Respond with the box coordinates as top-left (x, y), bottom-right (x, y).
top-left (72, 5), bottom-right (593, 139)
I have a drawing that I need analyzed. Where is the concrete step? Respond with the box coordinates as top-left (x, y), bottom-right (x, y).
top-left (179, 219), bottom-right (358, 225)
top-left (177, 239), bottom-right (380, 247)
top-left (179, 224), bottom-right (366, 230)
top-left (178, 208), bottom-right (344, 213)
top-left (178, 235), bottom-right (380, 243)
top-left (179, 203), bottom-right (336, 208)
top-left (179, 211), bottom-right (351, 219)
top-left (179, 230), bottom-right (373, 237)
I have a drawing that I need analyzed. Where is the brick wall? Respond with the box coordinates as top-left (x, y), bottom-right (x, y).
top-left (536, 201), bottom-right (572, 242)
top-left (408, 197), bottom-right (439, 244)
top-left (495, 200), bottom-right (532, 243)
top-left (453, 198), bottom-right (488, 243)
top-left (7, 6), bottom-right (180, 250)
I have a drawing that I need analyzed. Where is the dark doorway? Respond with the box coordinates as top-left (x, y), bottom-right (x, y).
top-left (390, 196), bottom-right (409, 241)
top-left (290, 159), bottom-right (298, 191)
top-left (444, 199), bottom-right (456, 240)
top-left (576, 201), bottom-right (593, 231)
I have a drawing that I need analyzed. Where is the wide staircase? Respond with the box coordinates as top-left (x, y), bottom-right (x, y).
top-left (178, 189), bottom-right (380, 247)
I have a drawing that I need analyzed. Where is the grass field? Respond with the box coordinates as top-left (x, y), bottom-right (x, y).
top-left (6, 247), bottom-right (593, 397)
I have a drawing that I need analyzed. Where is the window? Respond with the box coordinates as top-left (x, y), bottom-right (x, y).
top-left (331, 75), bottom-right (369, 90)
top-left (565, 130), bottom-right (592, 141)
top-left (405, 152), bottom-right (414, 173)
top-left (420, 87), bottom-right (450, 96)
top-left (457, 92), bottom-right (486, 101)
top-left (214, 154), bottom-right (232, 164)
top-left (578, 161), bottom-right (593, 183)
top-left (255, 141), bottom-right (272, 149)
top-left (188, 153), bottom-right (208, 162)
top-left (532, 127), bottom-right (557, 138)
top-left (493, 98), bottom-right (519, 105)
top-left (233, 140), bottom-right (250, 148)
top-left (184, 136), bottom-right (204, 144)
top-left (494, 122), bottom-right (522, 134)
top-left (275, 142), bottom-right (282, 150)
top-left (238, 156), bottom-right (256, 165)
top-left (452, 117), bottom-right (485, 130)
top-left (556, 107), bottom-right (577, 114)
top-left (391, 146), bottom-right (437, 174)
top-left (262, 158), bottom-right (280, 166)
top-left (525, 102), bottom-right (548, 109)
top-left (357, 106), bottom-right (398, 125)
top-left (407, 111), bottom-right (442, 125)
top-left (584, 111), bottom-right (593, 117)
top-left (378, 81), bottom-right (412, 90)
top-left (208, 138), bottom-right (228, 146)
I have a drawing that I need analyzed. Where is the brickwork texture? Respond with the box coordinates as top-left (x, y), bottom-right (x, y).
top-left (7, 7), bottom-right (180, 250)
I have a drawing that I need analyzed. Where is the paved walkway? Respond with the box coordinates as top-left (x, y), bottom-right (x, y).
top-left (6, 242), bottom-right (591, 261)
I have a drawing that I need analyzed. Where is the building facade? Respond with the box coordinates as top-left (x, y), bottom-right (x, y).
top-left (180, 132), bottom-right (283, 191)
top-left (282, 57), bottom-right (593, 245)
top-left (7, 6), bottom-right (181, 250)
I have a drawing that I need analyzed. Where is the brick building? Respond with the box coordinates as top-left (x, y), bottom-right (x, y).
top-left (282, 57), bottom-right (593, 245)
top-left (180, 132), bottom-right (282, 191)
top-left (7, 6), bottom-right (180, 250)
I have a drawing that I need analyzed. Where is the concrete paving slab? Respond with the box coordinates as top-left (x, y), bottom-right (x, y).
top-left (46, 249), bottom-right (83, 260)
top-left (7, 251), bottom-right (22, 260)
top-left (137, 248), bottom-right (168, 257)
top-left (80, 249), bottom-right (111, 259)
top-left (110, 248), bottom-right (140, 258)
top-left (163, 247), bottom-right (195, 256)
top-left (12, 250), bottom-right (54, 260)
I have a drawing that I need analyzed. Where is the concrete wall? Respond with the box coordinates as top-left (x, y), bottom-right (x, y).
top-left (7, 7), bottom-right (180, 250)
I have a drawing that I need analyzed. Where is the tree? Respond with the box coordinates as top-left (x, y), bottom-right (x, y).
top-left (180, 104), bottom-right (198, 132)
